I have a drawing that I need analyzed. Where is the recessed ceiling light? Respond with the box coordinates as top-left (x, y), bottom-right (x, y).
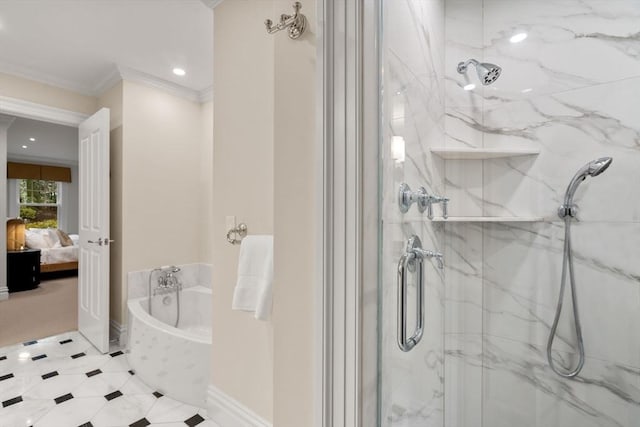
top-left (463, 84), bottom-right (476, 91)
top-left (21, 145), bottom-right (28, 149)
top-left (29, 137), bottom-right (35, 141)
top-left (173, 68), bottom-right (186, 76)
top-left (510, 32), bottom-right (528, 43)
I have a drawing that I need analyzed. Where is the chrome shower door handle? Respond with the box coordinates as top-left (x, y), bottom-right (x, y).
top-left (397, 251), bottom-right (424, 352)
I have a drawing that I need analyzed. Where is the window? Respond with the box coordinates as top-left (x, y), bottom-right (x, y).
top-left (18, 179), bottom-right (61, 229)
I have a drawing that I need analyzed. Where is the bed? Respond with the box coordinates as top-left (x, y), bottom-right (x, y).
top-left (23, 228), bottom-right (79, 273)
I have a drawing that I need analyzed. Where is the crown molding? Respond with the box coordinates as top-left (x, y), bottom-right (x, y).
top-left (0, 61), bottom-right (212, 104)
top-left (200, 0), bottom-right (224, 9)
top-left (0, 60), bottom-right (98, 96)
top-left (116, 65), bottom-right (205, 103)
top-left (199, 85), bottom-right (214, 103)
top-left (0, 114), bottom-right (16, 130)
top-left (0, 96), bottom-right (88, 127)
top-left (93, 66), bottom-right (123, 96)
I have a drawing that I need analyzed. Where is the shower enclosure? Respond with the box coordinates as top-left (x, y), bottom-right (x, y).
top-left (377, 1), bottom-right (640, 426)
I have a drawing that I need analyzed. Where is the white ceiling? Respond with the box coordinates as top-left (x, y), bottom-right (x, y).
top-left (0, 0), bottom-right (213, 97)
top-left (7, 117), bottom-right (78, 163)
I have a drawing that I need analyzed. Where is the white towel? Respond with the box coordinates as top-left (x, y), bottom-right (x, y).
top-left (232, 235), bottom-right (273, 320)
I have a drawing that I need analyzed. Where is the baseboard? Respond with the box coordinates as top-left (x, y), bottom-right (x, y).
top-left (109, 319), bottom-right (127, 347)
top-left (0, 286), bottom-right (8, 301)
top-left (206, 384), bottom-right (272, 427)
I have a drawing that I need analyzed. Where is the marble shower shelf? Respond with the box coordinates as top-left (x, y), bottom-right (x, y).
top-left (430, 147), bottom-right (541, 160)
top-left (432, 216), bottom-right (544, 223)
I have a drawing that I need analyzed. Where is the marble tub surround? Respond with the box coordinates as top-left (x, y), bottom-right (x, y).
top-left (0, 331), bottom-right (217, 427)
top-left (128, 263), bottom-right (212, 300)
top-left (128, 286), bottom-right (212, 408)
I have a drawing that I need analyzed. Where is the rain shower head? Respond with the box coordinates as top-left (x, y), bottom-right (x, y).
top-left (560, 157), bottom-right (613, 216)
top-left (457, 58), bottom-right (502, 85)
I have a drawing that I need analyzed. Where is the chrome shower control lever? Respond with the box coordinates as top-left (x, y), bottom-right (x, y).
top-left (426, 195), bottom-right (450, 220)
top-left (399, 183), bottom-right (450, 218)
top-left (413, 247), bottom-right (445, 269)
top-left (398, 183), bottom-right (428, 213)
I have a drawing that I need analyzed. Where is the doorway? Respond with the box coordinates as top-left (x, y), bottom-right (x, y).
top-left (0, 102), bottom-right (111, 354)
top-left (0, 115), bottom-right (80, 347)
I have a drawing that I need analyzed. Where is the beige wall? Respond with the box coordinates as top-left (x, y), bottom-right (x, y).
top-left (272, 1), bottom-right (317, 424)
top-left (0, 74), bottom-right (213, 332)
top-left (212, 1), bottom-right (275, 421)
top-left (200, 101), bottom-right (214, 263)
top-left (212, 0), bottom-right (317, 424)
top-left (0, 72), bottom-right (97, 115)
top-left (118, 80), bottom-right (210, 322)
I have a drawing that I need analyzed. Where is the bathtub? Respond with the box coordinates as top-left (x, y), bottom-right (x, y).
top-left (127, 285), bottom-right (211, 407)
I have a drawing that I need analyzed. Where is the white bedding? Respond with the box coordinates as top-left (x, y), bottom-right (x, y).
top-left (24, 228), bottom-right (80, 265)
top-left (40, 246), bottom-right (79, 264)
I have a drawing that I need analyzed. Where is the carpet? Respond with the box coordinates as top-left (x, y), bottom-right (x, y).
top-left (0, 277), bottom-right (78, 347)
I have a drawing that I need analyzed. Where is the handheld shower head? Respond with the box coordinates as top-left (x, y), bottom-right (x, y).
top-left (457, 58), bottom-right (502, 85)
top-left (587, 156), bottom-right (612, 177)
top-left (559, 157), bottom-right (613, 217)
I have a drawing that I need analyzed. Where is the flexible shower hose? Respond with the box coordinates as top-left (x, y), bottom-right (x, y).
top-left (547, 218), bottom-right (585, 378)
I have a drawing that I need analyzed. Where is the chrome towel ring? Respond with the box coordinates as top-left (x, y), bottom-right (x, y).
top-left (226, 223), bottom-right (248, 245)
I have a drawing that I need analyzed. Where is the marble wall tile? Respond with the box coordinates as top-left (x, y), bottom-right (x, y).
top-left (381, 0), bottom-right (448, 424)
top-left (482, 0), bottom-right (640, 105)
top-left (444, 223), bottom-right (483, 334)
top-left (445, 0), bottom-right (485, 109)
top-left (445, 107), bottom-right (484, 149)
top-left (482, 335), bottom-right (640, 427)
top-left (444, 334), bottom-right (483, 427)
top-left (445, 160), bottom-right (484, 218)
top-left (483, 77), bottom-right (640, 221)
top-left (127, 263), bottom-right (212, 301)
top-left (482, 222), bottom-right (640, 367)
top-left (383, 0), bottom-right (447, 225)
top-left (384, 1), bottom-right (640, 427)
top-left (380, 221), bottom-right (445, 427)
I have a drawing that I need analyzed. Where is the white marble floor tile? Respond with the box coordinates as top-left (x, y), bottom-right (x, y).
top-left (0, 397), bottom-right (55, 427)
top-left (0, 331), bottom-right (216, 427)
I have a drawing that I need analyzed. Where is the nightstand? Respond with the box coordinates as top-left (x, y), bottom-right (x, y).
top-left (7, 249), bottom-right (41, 293)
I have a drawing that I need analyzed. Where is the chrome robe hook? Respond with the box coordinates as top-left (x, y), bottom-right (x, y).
top-left (265, 2), bottom-right (307, 39)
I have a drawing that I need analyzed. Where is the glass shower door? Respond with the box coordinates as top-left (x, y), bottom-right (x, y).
top-left (378, 1), bottom-right (640, 427)
top-left (378, 1), bottom-right (447, 426)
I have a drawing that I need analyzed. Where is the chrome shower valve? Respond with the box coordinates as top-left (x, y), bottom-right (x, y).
top-left (398, 183), bottom-right (429, 213)
top-left (398, 183), bottom-right (449, 219)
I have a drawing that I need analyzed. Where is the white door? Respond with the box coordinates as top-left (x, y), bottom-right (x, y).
top-left (78, 108), bottom-right (110, 353)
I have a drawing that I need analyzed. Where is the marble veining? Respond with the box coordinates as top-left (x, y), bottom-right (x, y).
top-left (381, 0), bottom-right (640, 426)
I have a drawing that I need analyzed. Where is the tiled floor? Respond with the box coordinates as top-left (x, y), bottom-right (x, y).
top-left (0, 331), bottom-right (219, 427)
